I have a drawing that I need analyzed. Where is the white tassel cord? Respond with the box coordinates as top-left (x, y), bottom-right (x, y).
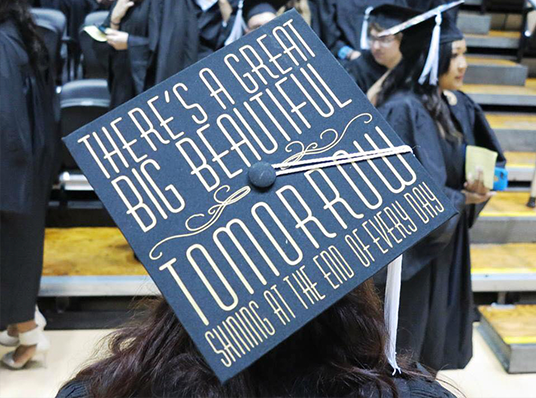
top-left (272, 145), bottom-right (413, 176)
top-left (272, 145), bottom-right (408, 374)
top-left (384, 255), bottom-right (403, 375)
top-left (418, 12), bottom-right (442, 85)
top-left (360, 6), bottom-right (374, 50)
top-left (224, 0), bottom-right (246, 46)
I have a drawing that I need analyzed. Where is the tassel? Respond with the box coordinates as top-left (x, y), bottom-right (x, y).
top-left (225, 0), bottom-right (246, 46)
top-left (360, 6), bottom-right (374, 50)
top-left (196, 0), bottom-right (218, 12)
top-left (418, 12), bottom-right (442, 85)
top-left (384, 255), bottom-right (403, 375)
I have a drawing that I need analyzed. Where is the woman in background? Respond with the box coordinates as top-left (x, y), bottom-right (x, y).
top-left (103, 0), bottom-right (199, 108)
top-left (57, 282), bottom-right (456, 397)
top-left (375, 11), bottom-right (505, 371)
top-left (0, 0), bottom-right (58, 369)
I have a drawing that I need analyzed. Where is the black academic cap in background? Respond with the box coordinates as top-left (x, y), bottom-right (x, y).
top-left (360, 2), bottom-right (419, 50)
top-left (369, 4), bottom-right (420, 30)
top-left (379, 0), bottom-right (464, 85)
top-left (244, 0), bottom-right (285, 21)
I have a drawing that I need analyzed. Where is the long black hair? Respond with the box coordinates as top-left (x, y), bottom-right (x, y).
top-left (0, 0), bottom-right (49, 71)
top-left (376, 41), bottom-right (462, 142)
top-left (64, 280), bottom-right (428, 397)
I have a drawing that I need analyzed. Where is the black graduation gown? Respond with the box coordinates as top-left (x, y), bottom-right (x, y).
top-left (376, 90), bottom-right (505, 371)
top-left (346, 50), bottom-right (387, 93)
top-left (0, 19), bottom-right (58, 327)
top-left (59, 0), bottom-right (110, 45)
top-left (195, 0), bottom-right (239, 60)
top-left (105, 0), bottom-right (199, 108)
top-left (57, 367), bottom-right (456, 398)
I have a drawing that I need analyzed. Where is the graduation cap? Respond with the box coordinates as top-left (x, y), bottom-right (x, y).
top-left (64, 10), bottom-right (457, 382)
top-left (359, 3), bottom-right (419, 50)
top-left (244, 1), bottom-right (277, 22)
top-left (379, 0), bottom-right (464, 85)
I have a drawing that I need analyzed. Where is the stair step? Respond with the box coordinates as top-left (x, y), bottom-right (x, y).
top-left (42, 227), bottom-right (145, 277)
top-left (471, 243), bottom-right (536, 291)
top-left (479, 305), bottom-right (536, 373)
top-left (471, 191), bottom-right (536, 243)
top-left (464, 79), bottom-right (536, 107)
top-left (465, 56), bottom-right (528, 86)
top-left (39, 226), bottom-right (536, 297)
top-left (505, 152), bottom-right (536, 182)
top-left (465, 30), bottom-right (520, 49)
top-left (458, 11), bottom-right (491, 35)
top-left (487, 113), bottom-right (536, 151)
top-left (40, 227), bottom-right (154, 297)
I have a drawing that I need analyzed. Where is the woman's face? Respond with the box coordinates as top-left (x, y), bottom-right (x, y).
top-left (439, 39), bottom-right (468, 91)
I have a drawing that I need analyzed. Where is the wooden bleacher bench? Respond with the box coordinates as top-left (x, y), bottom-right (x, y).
top-left (464, 78), bottom-right (536, 106)
top-left (479, 304), bottom-right (536, 373)
top-left (465, 30), bottom-right (520, 49)
top-left (471, 243), bottom-right (536, 292)
top-left (465, 56), bottom-right (528, 86)
top-left (40, 227), bottom-right (156, 297)
top-left (486, 113), bottom-right (536, 133)
top-left (505, 151), bottom-right (536, 182)
top-left (40, 226), bottom-right (536, 297)
top-left (471, 191), bottom-right (536, 244)
top-left (487, 113), bottom-right (536, 152)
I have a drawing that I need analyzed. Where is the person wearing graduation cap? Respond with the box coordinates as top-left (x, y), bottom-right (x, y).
top-left (195, 0), bottom-right (246, 60)
top-left (374, 1), bottom-right (505, 371)
top-left (309, 0), bottom-right (408, 62)
top-left (345, 3), bottom-right (417, 100)
top-left (243, 0), bottom-right (284, 33)
top-left (103, 0), bottom-right (199, 109)
top-left (56, 287), bottom-right (457, 397)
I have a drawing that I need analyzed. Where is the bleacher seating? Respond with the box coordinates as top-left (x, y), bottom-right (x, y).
top-left (32, 8), bottom-right (67, 84)
top-left (59, 79), bottom-right (110, 170)
top-left (79, 11), bottom-right (109, 79)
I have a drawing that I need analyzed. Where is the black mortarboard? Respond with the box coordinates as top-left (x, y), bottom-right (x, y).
top-left (369, 4), bottom-right (420, 30)
top-left (64, 10), bottom-right (457, 382)
top-left (244, 0), bottom-right (286, 22)
top-left (359, 1), bottom-right (415, 50)
top-left (379, 0), bottom-right (464, 85)
top-left (244, 3), bottom-right (276, 21)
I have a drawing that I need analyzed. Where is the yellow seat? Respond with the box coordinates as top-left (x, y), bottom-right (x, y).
top-left (43, 227), bottom-right (146, 277)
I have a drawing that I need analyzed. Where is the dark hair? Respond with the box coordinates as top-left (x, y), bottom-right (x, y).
top-left (376, 41), bottom-right (462, 141)
top-left (66, 280), bottom-right (424, 397)
top-left (0, 0), bottom-right (48, 71)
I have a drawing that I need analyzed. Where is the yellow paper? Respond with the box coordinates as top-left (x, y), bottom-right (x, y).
top-left (83, 25), bottom-right (107, 43)
top-left (465, 145), bottom-right (498, 189)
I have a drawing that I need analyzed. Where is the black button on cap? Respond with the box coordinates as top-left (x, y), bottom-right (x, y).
top-left (248, 161), bottom-right (276, 188)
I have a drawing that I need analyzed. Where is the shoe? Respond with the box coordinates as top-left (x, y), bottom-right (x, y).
top-left (1, 327), bottom-right (50, 370)
top-left (0, 306), bottom-right (47, 347)
top-left (0, 331), bottom-right (18, 347)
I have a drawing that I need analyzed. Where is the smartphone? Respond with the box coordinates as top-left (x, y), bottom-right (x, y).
top-left (493, 167), bottom-right (508, 191)
top-left (96, 24), bottom-right (107, 34)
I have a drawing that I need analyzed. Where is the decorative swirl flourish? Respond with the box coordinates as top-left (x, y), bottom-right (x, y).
top-left (149, 185), bottom-right (251, 261)
top-left (280, 113), bottom-right (373, 168)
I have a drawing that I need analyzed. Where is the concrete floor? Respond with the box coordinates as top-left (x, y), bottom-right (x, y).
top-left (0, 325), bottom-right (535, 398)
